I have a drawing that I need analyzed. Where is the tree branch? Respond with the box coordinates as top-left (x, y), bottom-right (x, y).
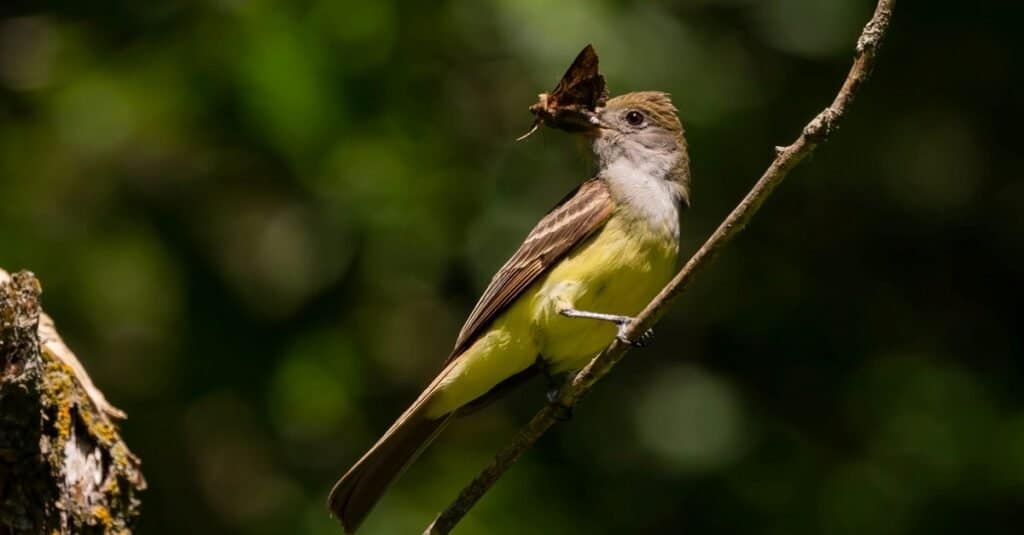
top-left (424, 1), bottom-right (895, 533)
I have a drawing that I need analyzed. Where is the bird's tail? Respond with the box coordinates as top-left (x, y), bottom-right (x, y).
top-left (328, 403), bottom-right (451, 533)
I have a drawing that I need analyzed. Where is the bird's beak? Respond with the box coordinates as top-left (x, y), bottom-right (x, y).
top-left (583, 110), bottom-right (612, 136)
top-left (516, 106), bottom-right (610, 142)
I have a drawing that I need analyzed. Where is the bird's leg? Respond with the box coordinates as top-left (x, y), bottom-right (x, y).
top-left (536, 356), bottom-right (573, 421)
top-left (536, 356), bottom-right (559, 390)
top-left (558, 308), bottom-right (655, 348)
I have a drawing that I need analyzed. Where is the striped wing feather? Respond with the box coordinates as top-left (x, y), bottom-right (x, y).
top-left (446, 178), bottom-right (614, 363)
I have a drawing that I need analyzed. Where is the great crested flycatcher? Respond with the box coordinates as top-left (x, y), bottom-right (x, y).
top-left (328, 89), bottom-right (691, 532)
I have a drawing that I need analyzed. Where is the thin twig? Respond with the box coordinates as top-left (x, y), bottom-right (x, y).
top-left (425, 1), bottom-right (895, 532)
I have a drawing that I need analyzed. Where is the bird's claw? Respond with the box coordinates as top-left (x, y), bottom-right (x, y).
top-left (547, 389), bottom-right (573, 421)
top-left (616, 323), bottom-right (654, 348)
top-left (637, 328), bottom-right (655, 347)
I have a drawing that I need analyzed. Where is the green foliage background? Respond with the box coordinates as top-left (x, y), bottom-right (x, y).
top-left (1, 1), bottom-right (1021, 533)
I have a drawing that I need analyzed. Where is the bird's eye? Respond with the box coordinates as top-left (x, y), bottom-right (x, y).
top-left (625, 110), bottom-right (645, 126)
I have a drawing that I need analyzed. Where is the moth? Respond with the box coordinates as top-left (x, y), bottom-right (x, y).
top-left (517, 44), bottom-right (609, 141)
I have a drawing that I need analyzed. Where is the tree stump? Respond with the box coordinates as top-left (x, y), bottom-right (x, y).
top-left (0, 268), bottom-right (145, 534)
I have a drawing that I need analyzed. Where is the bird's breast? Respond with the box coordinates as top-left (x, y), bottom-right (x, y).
top-left (530, 213), bottom-right (679, 372)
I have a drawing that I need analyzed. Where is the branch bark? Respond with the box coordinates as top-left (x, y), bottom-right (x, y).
top-left (0, 268), bottom-right (145, 534)
top-left (424, 1), bottom-right (895, 532)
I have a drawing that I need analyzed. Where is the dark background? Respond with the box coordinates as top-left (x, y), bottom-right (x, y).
top-left (1, 1), bottom-right (1021, 533)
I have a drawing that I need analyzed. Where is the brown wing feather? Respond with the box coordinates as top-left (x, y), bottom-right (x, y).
top-left (445, 178), bottom-right (614, 363)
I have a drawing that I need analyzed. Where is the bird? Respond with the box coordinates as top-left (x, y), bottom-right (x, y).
top-left (328, 90), bottom-right (690, 533)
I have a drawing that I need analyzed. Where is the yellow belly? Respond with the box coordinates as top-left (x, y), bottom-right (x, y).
top-left (425, 213), bottom-right (678, 417)
top-left (530, 213), bottom-right (678, 371)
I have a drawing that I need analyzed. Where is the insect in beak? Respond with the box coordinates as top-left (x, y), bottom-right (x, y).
top-left (516, 44), bottom-right (609, 142)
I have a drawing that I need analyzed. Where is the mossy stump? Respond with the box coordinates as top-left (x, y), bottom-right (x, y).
top-left (0, 269), bottom-right (145, 534)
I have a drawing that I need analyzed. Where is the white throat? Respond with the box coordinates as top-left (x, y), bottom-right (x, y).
top-left (599, 150), bottom-right (682, 241)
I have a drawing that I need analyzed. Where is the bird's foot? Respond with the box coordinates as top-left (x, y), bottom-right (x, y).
top-left (546, 388), bottom-right (574, 421)
top-left (558, 308), bottom-right (652, 348)
top-left (616, 322), bottom-right (654, 348)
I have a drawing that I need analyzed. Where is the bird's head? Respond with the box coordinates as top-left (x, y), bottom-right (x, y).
top-left (585, 91), bottom-right (690, 200)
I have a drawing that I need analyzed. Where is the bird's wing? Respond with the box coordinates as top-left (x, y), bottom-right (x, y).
top-left (445, 177), bottom-right (614, 363)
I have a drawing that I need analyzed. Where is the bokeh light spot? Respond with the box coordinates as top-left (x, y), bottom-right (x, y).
top-left (269, 328), bottom-right (364, 441)
top-left (634, 364), bottom-right (747, 473)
